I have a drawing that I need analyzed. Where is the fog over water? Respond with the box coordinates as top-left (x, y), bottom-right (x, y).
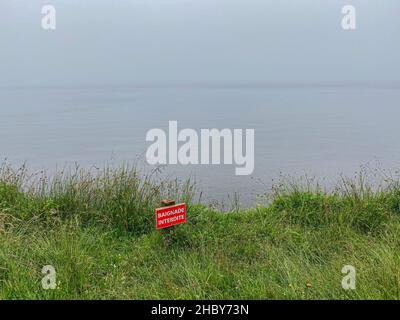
top-left (0, 1), bottom-right (399, 204)
top-left (2, 85), bottom-right (400, 204)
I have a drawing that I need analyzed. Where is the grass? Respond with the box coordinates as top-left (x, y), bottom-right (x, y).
top-left (0, 163), bottom-right (400, 299)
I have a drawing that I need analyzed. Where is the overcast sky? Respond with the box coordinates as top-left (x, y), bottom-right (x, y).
top-left (0, 0), bottom-right (399, 87)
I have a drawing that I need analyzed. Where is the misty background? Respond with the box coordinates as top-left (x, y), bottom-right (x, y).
top-left (0, 0), bottom-right (399, 87)
top-left (1, 1), bottom-right (400, 205)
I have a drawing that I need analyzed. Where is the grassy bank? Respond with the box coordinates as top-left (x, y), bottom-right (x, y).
top-left (0, 164), bottom-right (399, 299)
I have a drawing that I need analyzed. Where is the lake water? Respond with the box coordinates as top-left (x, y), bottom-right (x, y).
top-left (1, 85), bottom-right (400, 205)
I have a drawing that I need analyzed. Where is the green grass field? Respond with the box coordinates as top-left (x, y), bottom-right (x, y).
top-left (0, 164), bottom-right (399, 299)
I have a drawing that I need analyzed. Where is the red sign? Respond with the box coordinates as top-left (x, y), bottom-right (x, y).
top-left (155, 203), bottom-right (186, 229)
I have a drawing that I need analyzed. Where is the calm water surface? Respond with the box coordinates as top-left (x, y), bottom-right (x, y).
top-left (1, 86), bottom-right (400, 205)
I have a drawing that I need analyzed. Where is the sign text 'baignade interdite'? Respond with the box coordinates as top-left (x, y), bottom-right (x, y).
top-left (155, 203), bottom-right (186, 229)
